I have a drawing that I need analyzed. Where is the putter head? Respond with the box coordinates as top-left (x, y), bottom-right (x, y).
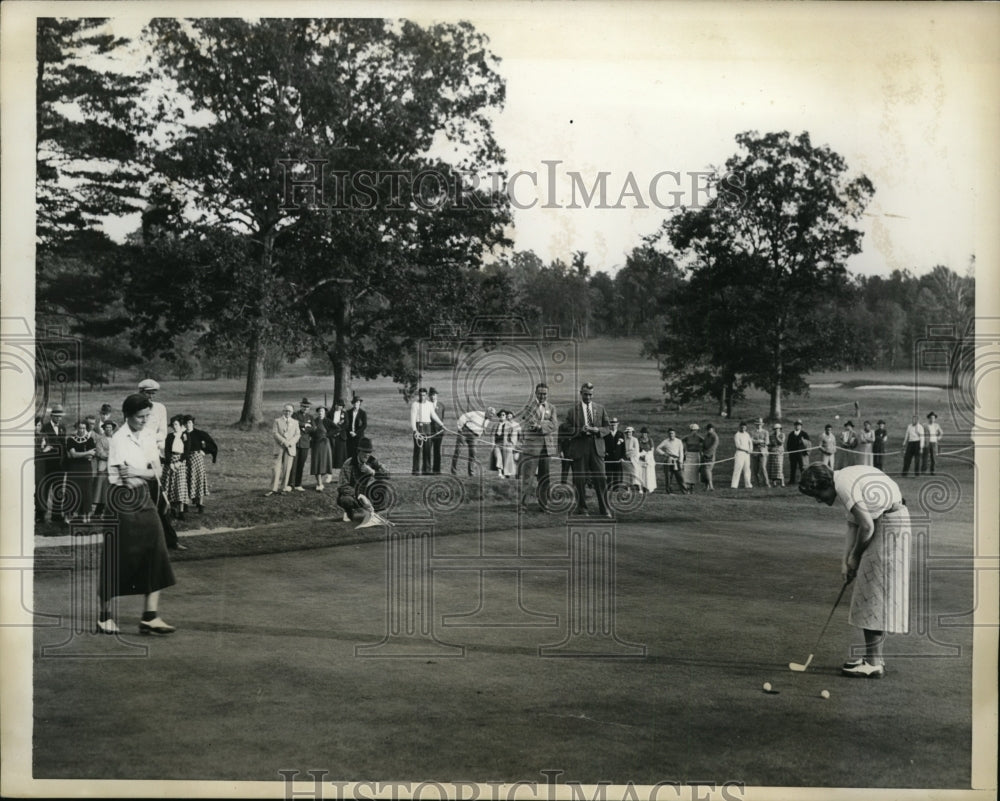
top-left (355, 511), bottom-right (393, 529)
top-left (788, 654), bottom-right (814, 672)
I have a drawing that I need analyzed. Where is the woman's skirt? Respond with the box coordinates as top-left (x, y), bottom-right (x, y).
top-left (767, 449), bottom-right (784, 483)
top-left (162, 455), bottom-right (189, 505)
top-left (623, 457), bottom-right (639, 487)
top-left (311, 438), bottom-right (334, 475)
top-left (100, 482), bottom-right (175, 601)
top-left (93, 461), bottom-right (110, 506)
top-left (682, 453), bottom-right (700, 485)
top-left (858, 444), bottom-right (874, 467)
top-left (66, 466), bottom-right (94, 514)
top-left (700, 456), bottom-right (715, 484)
top-left (331, 437), bottom-right (347, 470)
top-left (848, 507), bottom-right (911, 633)
top-left (502, 445), bottom-right (517, 477)
top-left (638, 453), bottom-right (657, 493)
top-left (188, 450), bottom-right (209, 502)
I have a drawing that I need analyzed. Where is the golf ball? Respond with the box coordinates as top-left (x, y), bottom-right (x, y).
top-left (763, 682), bottom-right (772, 692)
top-left (821, 689), bottom-right (830, 699)
top-left (835, 414), bottom-right (840, 420)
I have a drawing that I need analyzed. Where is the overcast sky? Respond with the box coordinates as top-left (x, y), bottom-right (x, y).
top-left (23, 2), bottom-right (1000, 278)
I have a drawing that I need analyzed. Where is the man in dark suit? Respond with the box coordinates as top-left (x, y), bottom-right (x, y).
top-left (40, 403), bottom-right (67, 522)
top-left (344, 397), bottom-right (367, 460)
top-left (290, 397), bottom-right (313, 490)
top-left (560, 382), bottom-right (612, 517)
top-left (428, 388), bottom-right (446, 474)
top-left (603, 417), bottom-right (626, 490)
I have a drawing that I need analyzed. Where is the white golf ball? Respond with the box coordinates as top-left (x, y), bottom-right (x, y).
top-left (763, 682), bottom-right (772, 692)
top-left (821, 689), bottom-right (830, 699)
top-left (835, 414), bottom-right (840, 420)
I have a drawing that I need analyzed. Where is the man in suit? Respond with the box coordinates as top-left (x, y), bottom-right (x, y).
top-left (560, 382), bottom-right (612, 517)
top-left (40, 403), bottom-right (67, 522)
top-left (290, 397), bottom-right (313, 490)
top-left (516, 382), bottom-right (559, 511)
top-left (428, 388), bottom-right (446, 474)
top-left (603, 417), bottom-right (626, 490)
top-left (345, 397), bottom-right (368, 460)
top-left (266, 404), bottom-right (301, 495)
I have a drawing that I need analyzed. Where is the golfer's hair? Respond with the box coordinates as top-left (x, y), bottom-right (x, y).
top-left (122, 393), bottom-right (152, 418)
top-left (535, 382), bottom-right (548, 391)
top-left (798, 463), bottom-right (834, 496)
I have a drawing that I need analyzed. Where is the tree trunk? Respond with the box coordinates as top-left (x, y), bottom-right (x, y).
top-left (238, 328), bottom-right (266, 428)
top-left (331, 291), bottom-right (352, 403)
top-left (769, 380), bottom-right (782, 422)
top-left (718, 382), bottom-right (727, 416)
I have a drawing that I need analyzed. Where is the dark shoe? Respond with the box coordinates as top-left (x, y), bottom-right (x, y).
top-left (139, 617), bottom-right (176, 635)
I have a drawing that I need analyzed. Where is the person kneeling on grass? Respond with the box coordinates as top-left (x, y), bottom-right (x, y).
top-left (798, 463), bottom-right (910, 679)
top-left (336, 437), bottom-right (393, 529)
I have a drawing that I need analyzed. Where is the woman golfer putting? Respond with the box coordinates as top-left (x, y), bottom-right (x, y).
top-left (798, 463), bottom-right (911, 678)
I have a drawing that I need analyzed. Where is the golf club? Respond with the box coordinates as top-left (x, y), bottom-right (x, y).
top-left (789, 578), bottom-right (852, 672)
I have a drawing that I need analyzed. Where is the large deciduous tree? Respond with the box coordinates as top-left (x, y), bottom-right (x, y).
top-left (651, 131), bottom-right (874, 420)
top-left (137, 18), bottom-right (509, 426)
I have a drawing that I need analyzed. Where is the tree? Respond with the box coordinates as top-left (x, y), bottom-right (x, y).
top-left (138, 18), bottom-right (509, 425)
top-left (652, 131), bottom-right (874, 419)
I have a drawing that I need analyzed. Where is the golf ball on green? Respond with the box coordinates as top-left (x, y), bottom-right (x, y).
top-left (763, 682), bottom-right (772, 691)
top-left (821, 689), bottom-right (831, 699)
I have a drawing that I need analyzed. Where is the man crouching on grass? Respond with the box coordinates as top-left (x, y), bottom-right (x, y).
top-left (337, 437), bottom-right (393, 528)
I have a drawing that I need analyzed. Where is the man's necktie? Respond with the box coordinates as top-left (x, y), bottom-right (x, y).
top-left (585, 404), bottom-right (593, 428)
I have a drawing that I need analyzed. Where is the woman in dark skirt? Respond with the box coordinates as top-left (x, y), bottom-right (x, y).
top-left (65, 420), bottom-right (97, 522)
top-left (162, 415), bottom-right (190, 518)
top-left (183, 415), bottom-right (217, 513)
top-left (328, 398), bottom-right (348, 476)
top-left (310, 406), bottom-right (334, 489)
top-left (99, 393), bottom-right (176, 635)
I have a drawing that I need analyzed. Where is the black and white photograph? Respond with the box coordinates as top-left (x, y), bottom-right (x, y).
top-left (1, 2), bottom-right (998, 799)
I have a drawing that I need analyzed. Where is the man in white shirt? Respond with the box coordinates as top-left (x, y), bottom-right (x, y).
top-left (922, 412), bottom-right (943, 475)
top-left (656, 428), bottom-right (687, 494)
top-left (428, 388), bottom-right (447, 474)
top-left (410, 387), bottom-right (444, 475)
top-left (901, 415), bottom-right (925, 477)
top-left (451, 407), bottom-right (496, 476)
top-left (138, 378), bottom-right (168, 459)
top-left (731, 422), bottom-right (754, 488)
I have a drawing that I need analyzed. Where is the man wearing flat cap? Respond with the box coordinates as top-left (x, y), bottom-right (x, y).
top-left (559, 382), bottom-right (612, 517)
top-left (751, 417), bottom-right (770, 489)
top-left (786, 419), bottom-right (811, 485)
top-left (603, 417), bottom-right (626, 490)
top-left (40, 404), bottom-right (68, 522)
top-left (138, 379), bottom-right (168, 459)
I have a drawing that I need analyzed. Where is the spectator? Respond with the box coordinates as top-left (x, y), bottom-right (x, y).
top-left (622, 426), bottom-right (640, 490)
top-left (731, 422), bottom-right (753, 489)
top-left (451, 407), bottom-right (496, 477)
top-left (265, 404), bottom-right (300, 496)
top-left (751, 418), bottom-right (770, 489)
top-left (502, 411), bottom-right (520, 479)
top-left (604, 418), bottom-right (627, 489)
top-left (516, 383), bottom-right (559, 510)
top-left (701, 423), bottom-right (719, 491)
top-left (137, 378), bottom-right (168, 459)
top-left (491, 410), bottom-right (510, 478)
top-left (901, 415), bottom-right (924, 477)
top-left (560, 382), bottom-right (613, 516)
top-left (92, 419), bottom-right (116, 516)
top-left (410, 387), bottom-right (443, 475)
top-left (873, 420), bottom-right (889, 471)
top-left (34, 417), bottom-right (55, 523)
top-left (183, 415), bottom-right (217, 513)
top-left (162, 415), bottom-right (190, 519)
top-left (84, 415), bottom-right (98, 435)
top-left (99, 393), bottom-right (176, 636)
top-left (681, 423), bottom-right (703, 492)
top-left (337, 437), bottom-right (392, 528)
top-left (656, 428), bottom-right (687, 494)
top-left (65, 419), bottom-right (97, 522)
top-left (636, 427), bottom-right (657, 494)
top-left (858, 421), bottom-right (875, 467)
top-left (290, 398), bottom-right (314, 491)
top-left (328, 399), bottom-right (348, 477)
top-left (310, 406), bottom-right (334, 490)
top-left (97, 403), bottom-right (115, 430)
top-left (786, 419), bottom-right (811, 484)
top-left (838, 420), bottom-right (859, 469)
top-left (819, 424), bottom-right (837, 469)
top-left (40, 403), bottom-right (67, 523)
top-left (344, 397), bottom-right (367, 460)
top-left (429, 388), bottom-right (446, 474)
top-left (768, 423), bottom-right (785, 487)
top-left (923, 412), bottom-right (942, 475)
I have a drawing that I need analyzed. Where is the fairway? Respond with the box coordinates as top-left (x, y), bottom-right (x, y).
top-left (32, 475), bottom-right (975, 789)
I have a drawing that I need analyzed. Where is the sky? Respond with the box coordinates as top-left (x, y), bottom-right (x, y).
top-left (71, 2), bottom-right (997, 279)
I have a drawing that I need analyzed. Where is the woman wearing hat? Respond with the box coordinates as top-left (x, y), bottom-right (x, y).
top-left (92, 420), bottom-right (117, 516)
top-left (681, 424), bottom-right (703, 492)
top-left (310, 406), bottom-right (334, 490)
top-left (99, 393), bottom-right (176, 635)
top-left (636, 427), bottom-right (657, 494)
top-left (798, 462), bottom-right (910, 678)
top-left (622, 426), bottom-right (640, 490)
top-left (767, 423), bottom-right (785, 487)
top-left (858, 420), bottom-right (875, 467)
top-left (162, 415), bottom-right (191, 519)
